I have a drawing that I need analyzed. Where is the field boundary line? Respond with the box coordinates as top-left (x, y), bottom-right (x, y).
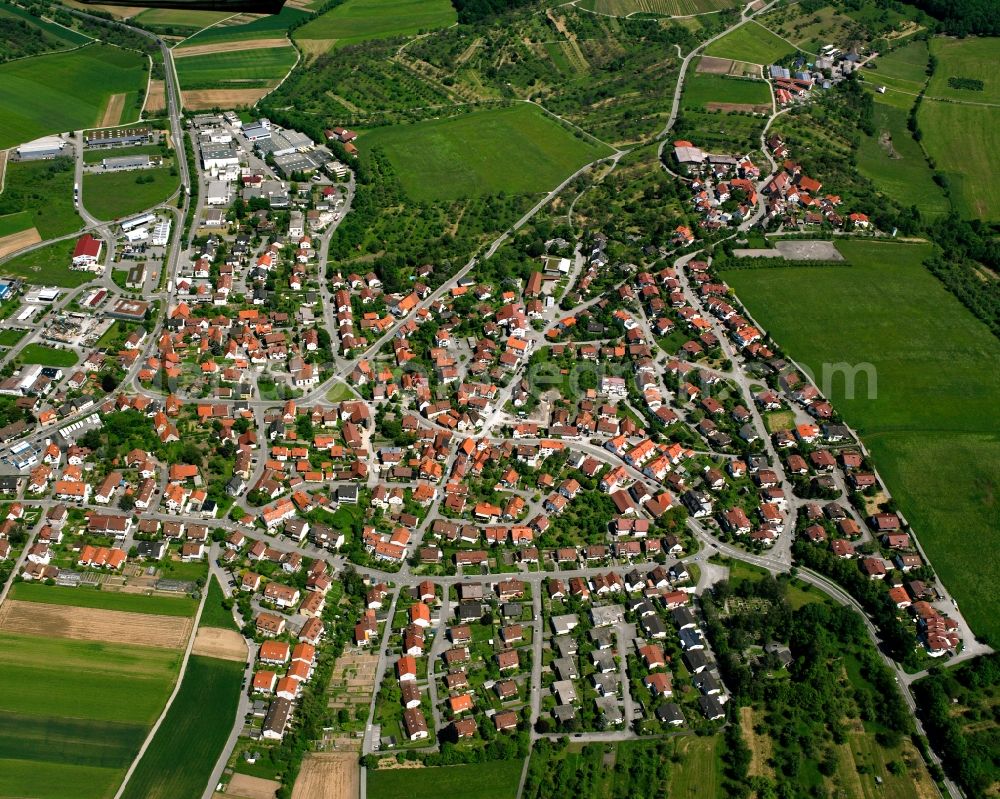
top-left (172, 11), bottom-right (245, 49)
top-left (113, 558), bottom-right (211, 799)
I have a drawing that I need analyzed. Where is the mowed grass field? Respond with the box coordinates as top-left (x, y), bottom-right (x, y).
top-left (9, 582), bottom-right (198, 616)
top-left (17, 343), bottom-right (79, 366)
top-left (669, 735), bottom-right (724, 797)
top-left (704, 21), bottom-right (796, 64)
top-left (296, 0), bottom-right (457, 46)
top-left (177, 6), bottom-right (309, 46)
top-left (83, 167), bottom-right (179, 220)
top-left (916, 37), bottom-right (1000, 221)
top-left (723, 240), bottom-right (1000, 645)
top-left (683, 72), bottom-right (771, 109)
top-left (858, 44), bottom-right (949, 219)
top-left (369, 760), bottom-right (523, 799)
top-left (362, 105), bottom-right (613, 202)
top-left (0, 44), bottom-right (146, 149)
top-left (918, 101), bottom-right (999, 221)
top-left (174, 45), bottom-right (297, 89)
top-left (0, 240), bottom-right (94, 288)
top-left (119, 655), bottom-right (244, 799)
top-left (926, 37), bottom-right (1000, 103)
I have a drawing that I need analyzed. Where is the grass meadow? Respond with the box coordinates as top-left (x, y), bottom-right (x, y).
top-left (0, 211), bottom-right (34, 238)
top-left (857, 98), bottom-right (949, 218)
top-left (119, 655), bottom-right (244, 799)
top-left (132, 7), bottom-right (231, 32)
top-left (83, 167), bottom-right (179, 220)
top-left (0, 158), bottom-right (80, 239)
top-left (704, 21), bottom-right (796, 64)
top-left (199, 575), bottom-right (240, 631)
top-left (369, 760), bottom-right (523, 799)
top-left (361, 105), bottom-right (613, 202)
top-left (0, 44), bottom-right (146, 149)
top-left (683, 72), bottom-right (771, 109)
top-left (296, 0), bottom-right (456, 47)
top-left (174, 45), bottom-right (297, 89)
top-left (918, 101), bottom-right (999, 221)
top-left (915, 38), bottom-right (1000, 221)
top-left (0, 240), bottom-right (93, 288)
top-left (723, 240), bottom-right (1000, 645)
top-left (669, 735), bottom-right (724, 797)
top-left (926, 37), bottom-right (1000, 103)
top-left (9, 582), bottom-right (198, 616)
top-left (177, 5), bottom-right (309, 46)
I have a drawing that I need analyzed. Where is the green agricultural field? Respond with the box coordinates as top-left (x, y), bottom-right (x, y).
top-left (132, 7), bottom-right (231, 32)
top-left (0, 158), bottom-right (81, 239)
top-left (0, 631), bottom-right (180, 723)
top-left (918, 101), bottom-right (1000, 221)
top-left (704, 21), bottom-right (796, 64)
top-left (580, 0), bottom-right (734, 15)
top-left (0, 239), bottom-right (93, 288)
top-left (198, 575), bottom-right (240, 631)
top-left (361, 105), bottom-right (613, 202)
top-left (177, 5), bottom-right (309, 46)
top-left (82, 167), bottom-right (179, 220)
top-left (926, 37), bottom-right (1000, 103)
top-left (9, 582), bottom-right (198, 616)
top-left (683, 72), bottom-right (771, 109)
top-left (858, 98), bottom-right (949, 218)
top-left (0, 210), bottom-right (33, 238)
top-left (120, 655), bottom-right (244, 799)
top-left (865, 39), bottom-right (930, 99)
top-left (723, 240), bottom-right (1000, 646)
top-left (174, 45), bottom-right (297, 90)
top-left (369, 760), bottom-right (523, 799)
top-left (0, 759), bottom-right (121, 799)
top-left (17, 343), bottom-right (79, 367)
top-left (297, 0), bottom-right (456, 46)
top-left (0, 43), bottom-right (146, 150)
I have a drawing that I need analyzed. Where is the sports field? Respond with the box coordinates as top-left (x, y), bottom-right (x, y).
top-left (858, 99), bottom-right (949, 218)
top-left (83, 167), bottom-right (180, 220)
top-left (296, 0), bottom-right (456, 47)
top-left (9, 582), bottom-right (198, 616)
top-left (580, 0), bottom-right (734, 15)
top-left (119, 655), bottom-right (244, 799)
top-left (174, 45), bottom-right (297, 90)
top-left (362, 105), bottom-right (613, 202)
top-left (682, 72), bottom-right (771, 110)
top-left (368, 761), bottom-right (523, 799)
top-left (18, 343), bottom-right (79, 366)
top-left (0, 44), bottom-right (146, 149)
top-left (723, 240), bottom-right (1000, 645)
top-left (177, 5), bottom-right (310, 46)
top-left (0, 240), bottom-right (94, 288)
top-left (703, 21), bottom-right (796, 64)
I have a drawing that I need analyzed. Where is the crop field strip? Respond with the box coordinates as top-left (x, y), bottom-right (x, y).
top-left (174, 45), bottom-right (298, 90)
top-left (176, 5), bottom-right (309, 47)
top-left (723, 240), bottom-right (1000, 646)
top-left (119, 654), bottom-right (244, 799)
top-left (296, 0), bottom-right (457, 48)
top-left (581, 0), bottom-right (735, 16)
